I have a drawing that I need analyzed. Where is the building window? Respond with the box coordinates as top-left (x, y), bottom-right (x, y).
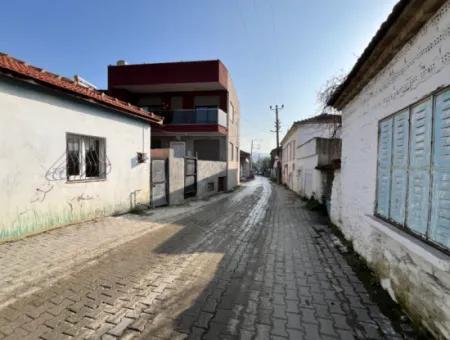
top-left (66, 134), bottom-right (107, 182)
top-left (292, 141), bottom-right (296, 160)
top-left (376, 88), bottom-right (450, 252)
top-left (235, 146), bottom-right (239, 161)
top-left (229, 142), bottom-right (234, 161)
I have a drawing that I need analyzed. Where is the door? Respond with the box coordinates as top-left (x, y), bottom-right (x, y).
top-left (218, 176), bottom-right (225, 192)
top-left (151, 159), bottom-right (168, 207)
top-left (184, 157), bottom-right (197, 198)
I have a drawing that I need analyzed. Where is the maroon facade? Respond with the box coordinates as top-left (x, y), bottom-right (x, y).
top-left (108, 60), bottom-right (228, 90)
top-left (107, 60), bottom-right (230, 135)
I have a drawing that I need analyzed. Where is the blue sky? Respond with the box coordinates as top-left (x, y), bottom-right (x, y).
top-left (0, 0), bottom-right (397, 153)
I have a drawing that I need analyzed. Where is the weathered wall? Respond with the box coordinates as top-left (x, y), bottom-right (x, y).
top-left (330, 169), bottom-right (342, 226)
top-left (335, 2), bottom-right (450, 338)
top-left (226, 75), bottom-right (240, 191)
top-left (296, 139), bottom-right (322, 201)
top-left (0, 77), bottom-right (151, 241)
top-left (197, 160), bottom-right (227, 198)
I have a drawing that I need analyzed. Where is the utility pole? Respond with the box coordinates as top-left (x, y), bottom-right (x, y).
top-left (250, 139), bottom-right (254, 173)
top-left (270, 104), bottom-right (284, 183)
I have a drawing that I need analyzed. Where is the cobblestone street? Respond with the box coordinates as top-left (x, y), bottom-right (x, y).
top-left (0, 177), bottom-right (405, 339)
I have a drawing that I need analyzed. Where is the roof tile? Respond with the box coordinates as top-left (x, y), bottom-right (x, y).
top-left (0, 53), bottom-right (163, 125)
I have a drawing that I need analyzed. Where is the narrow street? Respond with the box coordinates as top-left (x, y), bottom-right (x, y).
top-left (0, 177), bottom-right (402, 340)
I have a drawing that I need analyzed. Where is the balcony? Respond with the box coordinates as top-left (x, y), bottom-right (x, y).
top-left (152, 108), bottom-right (228, 129)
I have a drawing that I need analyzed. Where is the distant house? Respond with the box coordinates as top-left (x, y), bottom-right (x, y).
top-left (327, 0), bottom-right (450, 338)
top-left (239, 150), bottom-right (251, 180)
top-left (0, 53), bottom-right (163, 241)
top-left (108, 60), bottom-right (240, 204)
top-left (280, 113), bottom-right (341, 201)
top-left (270, 147), bottom-right (282, 181)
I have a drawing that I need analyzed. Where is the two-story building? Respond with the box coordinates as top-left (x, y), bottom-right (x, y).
top-left (107, 60), bottom-right (240, 200)
top-left (281, 113), bottom-right (341, 200)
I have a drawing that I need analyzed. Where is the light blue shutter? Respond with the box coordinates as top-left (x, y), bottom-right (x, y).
top-left (377, 118), bottom-right (393, 218)
top-left (390, 110), bottom-right (409, 224)
top-left (407, 99), bottom-right (432, 235)
top-left (430, 90), bottom-right (450, 248)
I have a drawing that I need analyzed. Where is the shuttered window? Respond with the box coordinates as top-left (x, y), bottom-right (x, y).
top-left (376, 89), bottom-right (450, 252)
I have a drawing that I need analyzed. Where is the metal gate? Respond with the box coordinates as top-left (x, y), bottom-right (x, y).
top-left (151, 159), bottom-right (168, 207)
top-left (184, 157), bottom-right (197, 198)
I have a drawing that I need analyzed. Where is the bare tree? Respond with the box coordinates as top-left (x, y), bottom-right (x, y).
top-left (316, 72), bottom-right (348, 138)
top-left (317, 72), bottom-right (347, 114)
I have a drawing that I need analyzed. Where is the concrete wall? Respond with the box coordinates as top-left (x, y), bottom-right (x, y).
top-left (334, 2), bottom-right (450, 338)
top-left (168, 143), bottom-right (185, 205)
top-left (197, 160), bottom-right (227, 198)
top-left (0, 76), bottom-right (151, 241)
top-left (226, 76), bottom-right (240, 191)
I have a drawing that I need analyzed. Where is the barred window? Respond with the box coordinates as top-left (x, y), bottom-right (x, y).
top-left (376, 88), bottom-right (450, 252)
top-left (66, 134), bottom-right (107, 181)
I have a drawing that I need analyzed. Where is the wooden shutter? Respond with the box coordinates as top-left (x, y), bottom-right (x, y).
top-left (376, 118), bottom-right (393, 218)
top-left (390, 110), bottom-right (409, 224)
top-left (407, 99), bottom-right (432, 235)
top-left (430, 90), bottom-right (450, 248)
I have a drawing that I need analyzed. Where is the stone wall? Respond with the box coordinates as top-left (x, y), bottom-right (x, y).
top-left (333, 2), bottom-right (450, 338)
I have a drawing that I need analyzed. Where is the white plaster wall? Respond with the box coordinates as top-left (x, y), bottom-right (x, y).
top-left (296, 138), bottom-right (325, 201)
top-left (281, 123), bottom-right (336, 196)
top-left (296, 123), bottom-right (337, 146)
top-left (338, 2), bottom-right (450, 337)
top-left (281, 131), bottom-right (298, 191)
top-left (0, 77), bottom-right (151, 241)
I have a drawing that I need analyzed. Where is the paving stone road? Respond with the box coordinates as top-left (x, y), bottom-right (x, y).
top-left (0, 177), bottom-right (405, 339)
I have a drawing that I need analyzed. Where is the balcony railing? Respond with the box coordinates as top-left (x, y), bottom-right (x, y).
top-left (150, 108), bottom-right (228, 128)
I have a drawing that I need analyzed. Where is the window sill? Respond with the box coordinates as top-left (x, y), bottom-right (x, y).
top-left (366, 215), bottom-right (450, 272)
top-left (66, 178), bottom-right (107, 184)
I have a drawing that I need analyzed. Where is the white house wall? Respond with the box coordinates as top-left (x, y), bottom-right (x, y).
top-left (0, 77), bottom-right (151, 241)
top-left (282, 122), bottom-right (337, 195)
top-left (335, 2), bottom-right (450, 337)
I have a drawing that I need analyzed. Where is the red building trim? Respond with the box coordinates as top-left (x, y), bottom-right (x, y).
top-left (153, 124), bottom-right (227, 135)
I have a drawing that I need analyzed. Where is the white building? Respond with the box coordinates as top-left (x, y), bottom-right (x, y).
top-left (0, 53), bottom-right (163, 241)
top-left (281, 114), bottom-right (341, 200)
top-left (328, 0), bottom-right (450, 338)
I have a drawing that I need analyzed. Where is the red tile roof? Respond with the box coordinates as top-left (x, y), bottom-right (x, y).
top-left (0, 53), bottom-right (163, 125)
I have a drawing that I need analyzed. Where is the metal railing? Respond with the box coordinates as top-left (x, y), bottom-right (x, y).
top-left (151, 108), bottom-right (228, 127)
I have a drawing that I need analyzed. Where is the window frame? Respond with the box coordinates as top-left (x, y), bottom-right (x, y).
top-left (229, 142), bottom-right (234, 161)
top-left (66, 132), bottom-right (107, 183)
top-left (375, 86), bottom-right (450, 255)
top-left (230, 102), bottom-right (235, 123)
